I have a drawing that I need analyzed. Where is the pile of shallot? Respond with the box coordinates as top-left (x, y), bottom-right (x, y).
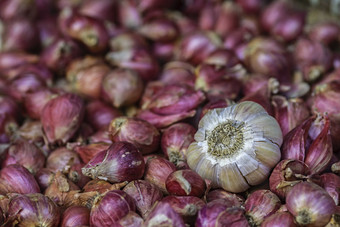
top-left (1, 0), bottom-right (340, 226)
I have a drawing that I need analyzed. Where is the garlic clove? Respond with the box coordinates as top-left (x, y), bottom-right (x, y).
top-left (254, 140), bottom-right (281, 167)
top-left (219, 163), bottom-right (250, 193)
top-left (244, 162), bottom-right (271, 186)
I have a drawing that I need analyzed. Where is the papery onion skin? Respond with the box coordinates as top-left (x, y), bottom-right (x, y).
top-left (269, 159), bottom-right (309, 199)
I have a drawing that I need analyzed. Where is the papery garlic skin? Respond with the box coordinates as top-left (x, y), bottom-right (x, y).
top-left (187, 101), bottom-right (282, 193)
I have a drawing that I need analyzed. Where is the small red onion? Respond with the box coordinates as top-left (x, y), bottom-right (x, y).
top-left (0, 96), bottom-right (21, 122)
top-left (61, 205), bottom-right (90, 227)
top-left (2, 139), bottom-right (45, 174)
top-left (109, 32), bottom-right (149, 52)
top-left (165, 169), bottom-right (206, 197)
top-left (79, 0), bottom-right (117, 22)
top-left (88, 129), bottom-right (112, 144)
top-left (101, 69), bottom-right (144, 108)
top-left (321, 173), bottom-right (340, 205)
top-left (271, 11), bottom-right (305, 42)
top-left (152, 41), bottom-right (176, 62)
top-left (24, 88), bottom-right (57, 120)
top-left (309, 22), bottom-right (340, 46)
top-left (206, 189), bottom-right (244, 206)
top-left (117, 0), bottom-right (142, 29)
top-left (144, 156), bottom-right (177, 194)
top-left (143, 201), bottom-right (186, 227)
top-left (106, 48), bottom-right (160, 82)
top-left (244, 189), bottom-right (281, 226)
top-left (286, 182), bottom-right (336, 226)
top-left (176, 31), bottom-right (221, 65)
top-left (139, 18), bottom-right (179, 42)
top-left (46, 147), bottom-right (81, 173)
top-left (7, 193), bottom-right (60, 226)
top-left (141, 82), bottom-right (205, 116)
top-left (272, 95), bottom-right (310, 136)
top-left (195, 63), bottom-right (242, 101)
top-left (82, 142), bottom-right (145, 183)
top-left (162, 195), bottom-right (205, 225)
top-left (196, 199), bottom-right (248, 227)
top-left (294, 37), bottom-right (332, 82)
top-left (261, 211), bottom-right (297, 227)
top-left (40, 38), bottom-right (83, 75)
top-left (7, 73), bottom-right (46, 102)
top-left (309, 80), bottom-right (340, 148)
top-left (123, 180), bottom-right (163, 219)
top-left (66, 56), bottom-right (106, 77)
top-left (137, 109), bottom-right (196, 129)
top-left (90, 190), bottom-right (136, 227)
top-left (2, 18), bottom-right (40, 52)
top-left (85, 100), bottom-right (122, 131)
top-left (112, 211), bottom-right (143, 227)
top-left (245, 37), bottom-right (292, 84)
top-left (0, 164), bottom-right (40, 194)
top-left (199, 2), bottom-right (239, 38)
top-left (108, 117), bottom-right (160, 155)
top-left (63, 13), bottom-right (109, 53)
top-left (260, 0), bottom-right (291, 32)
top-left (0, 0), bottom-right (37, 20)
top-left (0, 114), bottom-right (18, 143)
top-left (35, 168), bottom-right (55, 191)
top-left (236, 0), bottom-right (263, 14)
top-left (37, 17), bottom-right (61, 48)
top-left (161, 122), bottom-right (195, 168)
top-left (159, 61), bottom-right (195, 87)
top-left (67, 63), bottom-right (111, 99)
top-left (224, 27), bottom-right (254, 53)
top-left (0, 52), bottom-right (38, 72)
top-left (41, 93), bottom-right (85, 145)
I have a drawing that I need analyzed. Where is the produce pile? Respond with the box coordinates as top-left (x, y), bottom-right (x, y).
top-left (1, 0), bottom-right (340, 226)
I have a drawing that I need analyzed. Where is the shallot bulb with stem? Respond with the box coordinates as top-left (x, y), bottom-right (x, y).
top-left (82, 142), bottom-right (145, 183)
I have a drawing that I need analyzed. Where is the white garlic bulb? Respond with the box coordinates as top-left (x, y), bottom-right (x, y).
top-left (187, 101), bottom-right (283, 193)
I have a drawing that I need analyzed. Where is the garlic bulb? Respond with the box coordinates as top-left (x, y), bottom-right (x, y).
top-left (187, 101), bottom-right (283, 193)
